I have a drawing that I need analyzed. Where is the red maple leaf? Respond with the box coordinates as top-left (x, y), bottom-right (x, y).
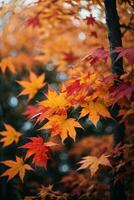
top-left (20, 137), bottom-right (55, 168)
top-left (110, 81), bottom-right (134, 104)
top-left (82, 46), bottom-right (109, 65)
top-left (24, 105), bottom-right (44, 119)
top-left (64, 79), bottom-right (93, 104)
top-left (63, 51), bottom-right (78, 64)
top-left (103, 74), bottom-right (117, 84)
top-left (24, 105), bottom-right (54, 124)
top-left (90, 31), bottom-right (98, 38)
top-left (113, 46), bottom-right (134, 64)
top-left (26, 15), bottom-right (40, 28)
top-left (65, 80), bottom-right (81, 96)
top-left (84, 14), bottom-right (96, 26)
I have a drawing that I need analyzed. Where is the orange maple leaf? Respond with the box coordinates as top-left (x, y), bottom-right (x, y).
top-left (78, 154), bottom-right (111, 176)
top-left (0, 156), bottom-right (33, 181)
top-left (0, 124), bottom-right (21, 147)
top-left (40, 88), bottom-right (69, 113)
top-left (0, 57), bottom-right (15, 74)
top-left (80, 101), bottom-right (111, 126)
top-left (17, 72), bottom-right (45, 100)
top-left (41, 115), bottom-right (82, 142)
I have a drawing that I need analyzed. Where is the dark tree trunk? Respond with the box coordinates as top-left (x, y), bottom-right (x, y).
top-left (104, 0), bottom-right (123, 75)
top-left (104, 1), bottom-right (126, 200)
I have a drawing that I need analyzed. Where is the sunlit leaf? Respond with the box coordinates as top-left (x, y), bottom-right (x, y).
top-left (17, 72), bottom-right (45, 100)
top-left (41, 115), bottom-right (82, 142)
top-left (0, 124), bottom-right (21, 147)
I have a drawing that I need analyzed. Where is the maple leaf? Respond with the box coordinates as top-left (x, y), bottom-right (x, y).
top-left (24, 105), bottom-right (51, 122)
top-left (0, 156), bottom-right (32, 181)
top-left (102, 74), bottom-right (117, 84)
top-left (40, 88), bottom-right (69, 114)
top-left (82, 46), bottom-right (109, 65)
top-left (24, 105), bottom-right (54, 125)
top-left (84, 14), bottom-right (96, 26)
top-left (17, 72), bottom-right (45, 100)
top-left (80, 101), bottom-right (111, 126)
top-left (90, 31), bottom-right (98, 38)
top-left (41, 115), bottom-right (82, 142)
top-left (26, 15), bottom-right (40, 28)
top-left (64, 78), bottom-right (92, 105)
top-left (20, 137), bottom-right (56, 168)
top-left (110, 81), bottom-right (134, 104)
top-left (38, 185), bottom-right (54, 199)
top-left (24, 105), bottom-right (44, 119)
top-left (63, 51), bottom-right (78, 64)
top-left (113, 46), bottom-right (134, 64)
top-left (0, 124), bottom-right (21, 147)
top-left (65, 79), bottom-right (89, 97)
top-left (123, 102), bottom-right (134, 118)
top-left (119, 102), bottom-right (134, 123)
top-left (78, 154), bottom-right (111, 176)
top-left (0, 57), bottom-right (15, 74)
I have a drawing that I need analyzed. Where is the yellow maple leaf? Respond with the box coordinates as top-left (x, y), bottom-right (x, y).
top-left (40, 88), bottom-right (69, 111)
top-left (41, 115), bottom-right (82, 142)
top-left (80, 101), bottom-right (111, 126)
top-left (1, 156), bottom-right (33, 181)
top-left (78, 154), bottom-right (111, 176)
top-left (0, 57), bottom-right (15, 74)
top-left (17, 72), bottom-right (45, 100)
top-left (0, 124), bottom-right (21, 147)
